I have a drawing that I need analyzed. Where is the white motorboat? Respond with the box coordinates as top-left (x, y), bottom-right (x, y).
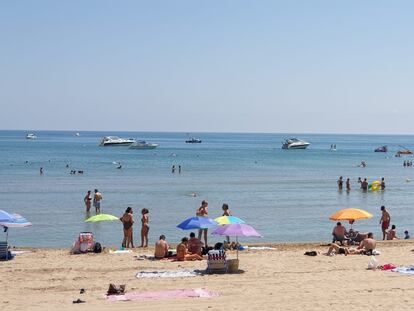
top-left (129, 140), bottom-right (159, 150)
top-left (99, 136), bottom-right (135, 146)
top-left (185, 137), bottom-right (202, 143)
top-left (282, 138), bottom-right (310, 149)
top-left (26, 133), bottom-right (37, 139)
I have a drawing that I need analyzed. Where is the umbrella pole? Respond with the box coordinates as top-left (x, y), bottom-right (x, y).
top-left (6, 227), bottom-right (9, 260)
top-left (236, 236), bottom-right (238, 260)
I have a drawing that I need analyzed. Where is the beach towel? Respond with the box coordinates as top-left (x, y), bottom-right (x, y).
top-left (106, 288), bottom-right (216, 302)
top-left (246, 246), bottom-right (276, 250)
top-left (109, 250), bottom-right (133, 254)
top-left (391, 266), bottom-right (414, 275)
top-left (136, 270), bottom-right (202, 279)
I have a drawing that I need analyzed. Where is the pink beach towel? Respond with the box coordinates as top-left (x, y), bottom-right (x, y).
top-left (106, 288), bottom-right (216, 302)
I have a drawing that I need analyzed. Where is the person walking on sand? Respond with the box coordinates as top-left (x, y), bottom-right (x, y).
top-left (380, 205), bottom-right (391, 240)
top-left (140, 208), bottom-right (149, 248)
top-left (120, 207), bottom-right (134, 248)
top-left (337, 176), bottom-right (343, 190)
top-left (196, 200), bottom-right (209, 247)
top-left (93, 189), bottom-right (102, 213)
top-left (83, 190), bottom-right (92, 212)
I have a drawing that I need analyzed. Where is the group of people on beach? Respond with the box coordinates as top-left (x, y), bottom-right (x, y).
top-left (119, 207), bottom-right (149, 248)
top-left (330, 205), bottom-right (410, 256)
top-left (337, 176), bottom-right (385, 191)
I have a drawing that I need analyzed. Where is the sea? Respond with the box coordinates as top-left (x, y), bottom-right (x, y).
top-left (1, 130), bottom-right (413, 247)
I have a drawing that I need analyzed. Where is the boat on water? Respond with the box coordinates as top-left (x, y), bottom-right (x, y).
top-left (282, 138), bottom-right (310, 149)
top-left (75, 132), bottom-right (80, 137)
top-left (99, 136), bottom-right (135, 146)
top-left (26, 133), bottom-right (37, 139)
top-left (395, 145), bottom-right (413, 157)
top-left (375, 145), bottom-right (388, 152)
top-left (129, 140), bottom-right (159, 150)
top-left (185, 137), bottom-right (202, 144)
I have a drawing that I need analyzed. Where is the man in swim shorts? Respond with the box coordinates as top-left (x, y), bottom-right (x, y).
top-left (93, 189), bottom-right (102, 213)
top-left (380, 206), bottom-right (390, 240)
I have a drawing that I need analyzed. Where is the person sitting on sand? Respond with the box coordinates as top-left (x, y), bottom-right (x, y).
top-left (386, 225), bottom-right (400, 240)
top-left (154, 235), bottom-right (169, 259)
top-left (188, 232), bottom-right (204, 256)
top-left (176, 237), bottom-right (203, 261)
top-left (332, 222), bottom-right (348, 245)
top-left (326, 232), bottom-right (376, 256)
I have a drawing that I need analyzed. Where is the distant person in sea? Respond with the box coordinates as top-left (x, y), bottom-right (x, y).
top-left (188, 232), bottom-right (203, 256)
top-left (176, 237), bottom-right (203, 261)
top-left (140, 208), bottom-right (149, 248)
top-left (404, 230), bottom-right (410, 239)
top-left (337, 176), bottom-right (343, 190)
top-left (84, 190), bottom-right (92, 212)
top-left (40, 167), bottom-right (43, 175)
top-left (380, 205), bottom-right (391, 240)
top-left (171, 165), bottom-right (175, 173)
top-left (346, 178), bottom-right (351, 191)
top-left (120, 207), bottom-right (134, 248)
top-left (196, 200), bottom-right (209, 247)
top-left (381, 178), bottom-right (386, 190)
top-left (404, 161), bottom-right (407, 167)
top-left (361, 178), bottom-right (368, 191)
top-left (178, 165), bottom-right (181, 174)
top-left (154, 235), bottom-right (170, 259)
top-left (386, 225), bottom-right (399, 240)
top-left (93, 189), bottom-right (102, 213)
top-left (357, 177), bottom-right (362, 187)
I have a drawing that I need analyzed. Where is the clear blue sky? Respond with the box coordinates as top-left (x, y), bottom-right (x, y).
top-left (1, 1), bottom-right (414, 133)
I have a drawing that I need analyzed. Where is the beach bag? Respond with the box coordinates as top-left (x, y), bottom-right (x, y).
top-left (367, 256), bottom-right (379, 270)
top-left (93, 242), bottom-right (102, 253)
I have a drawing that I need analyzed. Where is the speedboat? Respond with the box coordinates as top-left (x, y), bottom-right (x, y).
top-left (26, 133), bottom-right (37, 139)
top-left (282, 138), bottom-right (310, 149)
top-left (99, 136), bottom-right (135, 146)
top-left (185, 137), bottom-right (202, 143)
top-left (375, 145), bottom-right (388, 152)
top-left (129, 140), bottom-right (159, 149)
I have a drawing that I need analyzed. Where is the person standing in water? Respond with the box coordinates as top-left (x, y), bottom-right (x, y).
top-left (381, 177), bottom-right (386, 190)
top-left (40, 167), bottom-right (43, 175)
top-left (84, 190), bottom-right (92, 212)
top-left (196, 200), bottom-right (209, 247)
top-left (346, 178), bottom-right (351, 191)
top-left (380, 205), bottom-right (391, 240)
top-left (222, 203), bottom-right (231, 243)
top-left (171, 165), bottom-right (175, 174)
top-left (337, 176), bottom-right (343, 190)
top-left (178, 165), bottom-right (182, 174)
top-left (140, 208), bottom-right (149, 248)
top-left (120, 207), bottom-right (134, 248)
top-left (93, 189), bottom-right (102, 213)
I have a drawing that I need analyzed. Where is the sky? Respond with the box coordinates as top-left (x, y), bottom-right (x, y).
top-left (1, 1), bottom-right (414, 134)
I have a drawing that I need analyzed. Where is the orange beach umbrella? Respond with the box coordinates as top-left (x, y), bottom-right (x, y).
top-left (329, 208), bottom-right (373, 222)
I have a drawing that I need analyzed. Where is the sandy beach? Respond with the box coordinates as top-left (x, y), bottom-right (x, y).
top-left (2, 241), bottom-right (414, 311)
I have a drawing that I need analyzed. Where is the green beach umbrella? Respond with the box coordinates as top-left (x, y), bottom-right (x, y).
top-left (85, 214), bottom-right (119, 223)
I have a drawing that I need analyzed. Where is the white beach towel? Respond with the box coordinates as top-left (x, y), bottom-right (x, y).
top-left (109, 250), bottom-right (133, 254)
top-left (136, 270), bottom-right (202, 279)
top-left (247, 246), bottom-right (276, 250)
top-left (391, 266), bottom-right (414, 275)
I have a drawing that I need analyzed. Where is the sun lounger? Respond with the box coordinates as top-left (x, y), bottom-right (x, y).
top-left (207, 249), bottom-right (227, 273)
top-left (0, 241), bottom-right (13, 260)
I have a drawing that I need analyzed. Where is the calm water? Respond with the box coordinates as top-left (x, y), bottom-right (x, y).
top-left (1, 130), bottom-right (414, 247)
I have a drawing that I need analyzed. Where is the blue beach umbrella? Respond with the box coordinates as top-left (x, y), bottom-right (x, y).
top-left (0, 210), bottom-right (32, 247)
top-left (177, 216), bottom-right (218, 230)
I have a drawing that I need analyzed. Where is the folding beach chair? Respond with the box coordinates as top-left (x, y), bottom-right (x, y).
top-left (207, 249), bottom-right (227, 273)
top-left (0, 241), bottom-right (13, 260)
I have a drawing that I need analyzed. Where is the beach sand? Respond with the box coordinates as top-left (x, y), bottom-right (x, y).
top-left (2, 241), bottom-right (414, 311)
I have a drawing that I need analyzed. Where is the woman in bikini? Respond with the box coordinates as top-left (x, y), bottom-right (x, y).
top-left (120, 207), bottom-right (134, 248)
top-left (84, 190), bottom-right (92, 213)
top-left (140, 208), bottom-right (149, 248)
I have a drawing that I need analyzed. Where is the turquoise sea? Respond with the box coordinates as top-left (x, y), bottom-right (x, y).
top-left (1, 130), bottom-right (414, 247)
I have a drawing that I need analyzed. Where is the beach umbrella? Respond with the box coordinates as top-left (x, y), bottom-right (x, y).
top-left (0, 210), bottom-right (32, 259)
top-left (85, 214), bottom-right (119, 223)
top-left (211, 223), bottom-right (262, 259)
top-left (329, 208), bottom-right (373, 222)
top-left (177, 216), bottom-right (218, 230)
top-left (214, 216), bottom-right (245, 225)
